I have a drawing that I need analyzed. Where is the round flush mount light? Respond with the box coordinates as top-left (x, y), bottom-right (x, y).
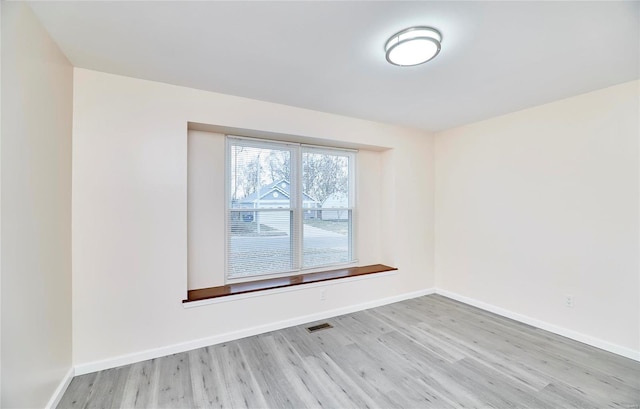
top-left (385, 26), bottom-right (442, 66)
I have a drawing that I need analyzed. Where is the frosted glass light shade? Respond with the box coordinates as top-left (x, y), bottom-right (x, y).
top-left (385, 27), bottom-right (442, 66)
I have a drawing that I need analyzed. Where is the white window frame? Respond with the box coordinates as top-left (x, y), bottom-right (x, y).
top-left (225, 135), bottom-right (357, 284)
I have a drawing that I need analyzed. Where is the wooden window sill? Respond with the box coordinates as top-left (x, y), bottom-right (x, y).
top-left (183, 264), bottom-right (397, 303)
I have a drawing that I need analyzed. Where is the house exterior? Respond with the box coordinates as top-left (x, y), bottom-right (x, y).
top-left (321, 192), bottom-right (349, 220)
top-left (235, 180), bottom-right (319, 219)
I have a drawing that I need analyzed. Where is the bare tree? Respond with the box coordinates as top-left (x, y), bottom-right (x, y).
top-left (231, 146), bottom-right (348, 206)
top-left (303, 153), bottom-right (348, 204)
top-left (267, 150), bottom-right (290, 183)
top-left (244, 154), bottom-right (261, 196)
top-left (231, 146), bottom-right (263, 201)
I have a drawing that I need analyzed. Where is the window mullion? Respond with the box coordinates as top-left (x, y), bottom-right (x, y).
top-left (292, 146), bottom-right (303, 271)
top-left (349, 151), bottom-right (356, 264)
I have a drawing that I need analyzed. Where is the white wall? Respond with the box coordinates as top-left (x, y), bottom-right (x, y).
top-left (1, 3), bottom-right (73, 407)
top-left (187, 131), bottom-right (226, 289)
top-left (435, 81), bottom-right (640, 355)
top-left (72, 68), bottom-right (435, 367)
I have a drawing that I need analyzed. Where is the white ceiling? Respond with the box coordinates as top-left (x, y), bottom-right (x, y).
top-left (29, 1), bottom-right (639, 132)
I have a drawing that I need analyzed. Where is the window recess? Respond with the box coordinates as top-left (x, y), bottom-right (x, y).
top-left (227, 136), bottom-right (356, 283)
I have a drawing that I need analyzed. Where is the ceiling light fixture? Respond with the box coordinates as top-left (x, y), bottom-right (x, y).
top-left (385, 26), bottom-right (442, 66)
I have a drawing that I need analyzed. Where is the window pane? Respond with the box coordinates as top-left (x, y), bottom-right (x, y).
top-left (302, 151), bottom-right (350, 209)
top-left (303, 211), bottom-right (351, 268)
top-left (228, 210), bottom-right (293, 278)
top-left (302, 150), bottom-right (352, 269)
top-left (230, 144), bottom-right (291, 209)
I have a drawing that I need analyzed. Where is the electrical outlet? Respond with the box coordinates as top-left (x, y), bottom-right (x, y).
top-left (320, 289), bottom-right (326, 301)
top-left (565, 295), bottom-right (574, 308)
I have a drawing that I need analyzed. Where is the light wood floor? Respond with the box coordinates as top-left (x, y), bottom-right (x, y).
top-left (58, 295), bottom-right (640, 408)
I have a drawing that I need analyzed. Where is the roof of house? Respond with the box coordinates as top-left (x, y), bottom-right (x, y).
top-left (322, 192), bottom-right (348, 207)
top-left (238, 180), bottom-right (318, 203)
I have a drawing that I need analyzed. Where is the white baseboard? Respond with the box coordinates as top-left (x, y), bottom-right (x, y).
top-left (74, 286), bottom-right (639, 376)
top-left (45, 367), bottom-right (74, 409)
top-left (74, 287), bottom-right (436, 375)
top-left (435, 289), bottom-right (640, 362)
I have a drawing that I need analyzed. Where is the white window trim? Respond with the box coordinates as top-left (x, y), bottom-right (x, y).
top-left (225, 135), bottom-right (357, 284)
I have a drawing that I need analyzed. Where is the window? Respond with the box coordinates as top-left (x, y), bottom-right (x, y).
top-left (227, 136), bottom-right (355, 282)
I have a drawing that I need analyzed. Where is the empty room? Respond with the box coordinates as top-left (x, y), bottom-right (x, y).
top-left (1, 1), bottom-right (639, 408)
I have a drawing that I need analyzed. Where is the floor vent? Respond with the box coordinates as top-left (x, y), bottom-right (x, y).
top-left (306, 323), bottom-right (333, 333)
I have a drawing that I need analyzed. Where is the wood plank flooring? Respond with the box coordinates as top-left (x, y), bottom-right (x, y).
top-left (58, 295), bottom-right (640, 408)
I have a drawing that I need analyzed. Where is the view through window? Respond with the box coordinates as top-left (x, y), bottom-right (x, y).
top-left (227, 136), bottom-right (355, 281)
